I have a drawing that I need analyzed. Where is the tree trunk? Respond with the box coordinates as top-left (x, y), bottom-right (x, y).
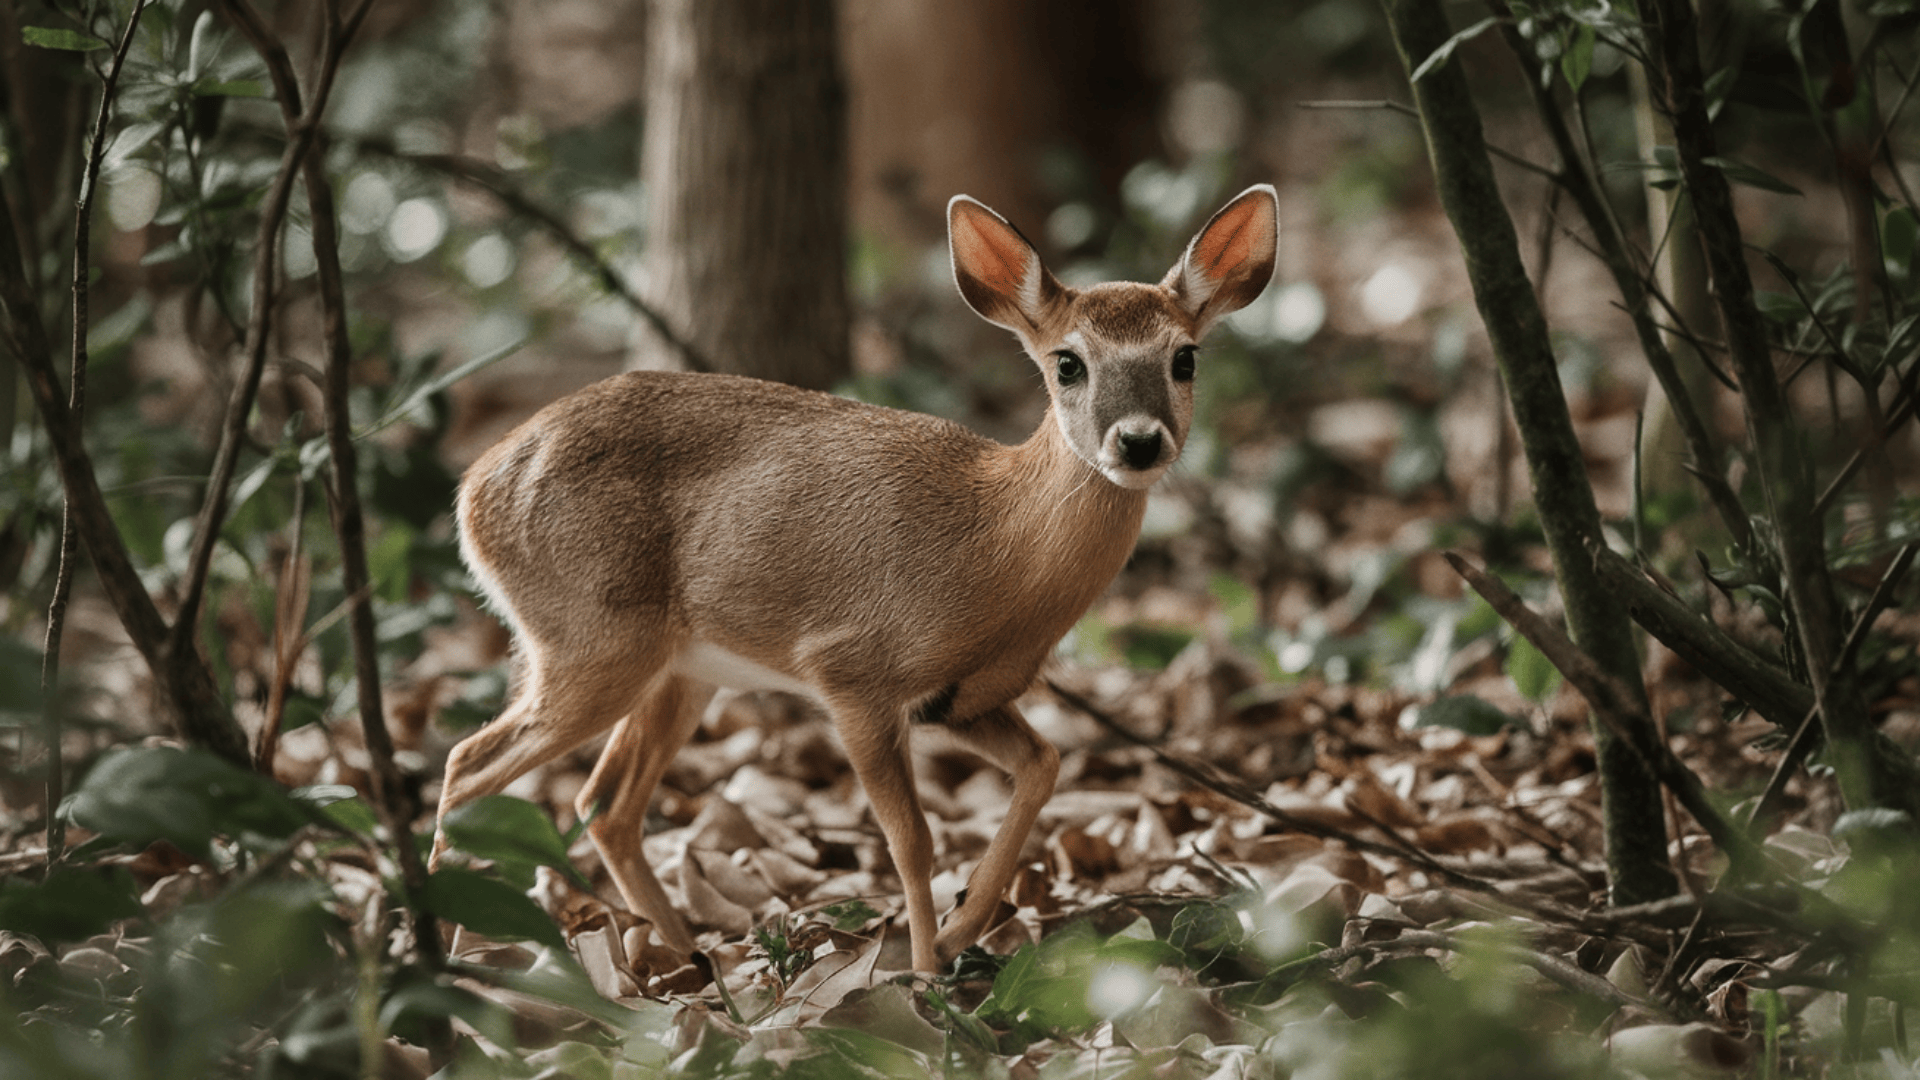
top-left (633, 0), bottom-right (850, 390)
top-left (1383, 0), bottom-right (1677, 904)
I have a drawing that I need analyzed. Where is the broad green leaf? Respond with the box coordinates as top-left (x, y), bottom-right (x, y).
top-left (800, 1029), bottom-right (929, 1079)
top-left (1704, 156), bottom-right (1802, 196)
top-left (0, 866), bottom-right (143, 943)
top-left (381, 977), bottom-right (516, 1049)
top-left (1410, 694), bottom-right (1517, 735)
top-left (23, 26), bottom-right (109, 51)
top-left (1507, 634), bottom-right (1562, 702)
top-left (66, 746), bottom-right (314, 857)
top-left (1409, 16), bottom-right (1500, 84)
top-left (1560, 25), bottom-right (1595, 92)
top-left (439, 793), bottom-right (582, 889)
top-left (421, 867), bottom-right (565, 950)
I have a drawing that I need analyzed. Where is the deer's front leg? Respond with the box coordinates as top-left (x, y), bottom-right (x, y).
top-left (834, 707), bottom-right (941, 973)
top-left (931, 703), bottom-right (1060, 964)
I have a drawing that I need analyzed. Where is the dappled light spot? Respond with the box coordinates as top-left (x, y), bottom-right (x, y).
top-left (386, 198), bottom-right (447, 263)
top-left (1359, 261), bottom-right (1424, 325)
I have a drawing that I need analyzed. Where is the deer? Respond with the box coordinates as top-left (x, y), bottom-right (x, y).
top-left (431, 184), bottom-right (1278, 974)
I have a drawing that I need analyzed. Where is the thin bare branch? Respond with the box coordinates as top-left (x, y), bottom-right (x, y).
top-left (215, 0), bottom-right (450, 992)
top-left (1298, 99), bottom-right (1559, 180)
top-left (1443, 551), bottom-right (1771, 875)
top-left (1751, 544), bottom-right (1918, 825)
top-left (343, 134), bottom-right (713, 374)
top-left (41, 0), bottom-right (151, 865)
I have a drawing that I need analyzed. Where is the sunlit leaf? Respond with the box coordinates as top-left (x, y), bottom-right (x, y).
top-left (1409, 16), bottom-right (1499, 84)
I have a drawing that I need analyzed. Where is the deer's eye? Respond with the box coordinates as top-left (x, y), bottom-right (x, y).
top-left (1055, 351), bottom-right (1086, 385)
top-left (1171, 345), bottom-right (1197, 382)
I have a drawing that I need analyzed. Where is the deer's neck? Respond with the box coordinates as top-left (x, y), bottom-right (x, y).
top-left (982, 412), bottom-right (1148, 591)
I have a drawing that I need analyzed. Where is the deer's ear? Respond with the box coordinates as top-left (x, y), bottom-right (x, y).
top-left (1164, 184), bottom-right (1278, 334)
top-left (949, 196), bottom-right (1063, 333)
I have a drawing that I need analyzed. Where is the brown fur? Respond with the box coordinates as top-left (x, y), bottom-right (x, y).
top-left (432, 186), bottom-right (1279, 973)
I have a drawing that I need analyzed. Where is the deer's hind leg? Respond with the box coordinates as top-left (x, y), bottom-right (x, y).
top-left (431, 639), bottom-right (661, 869)
top-left (576, 674), bottom-right (713, 957)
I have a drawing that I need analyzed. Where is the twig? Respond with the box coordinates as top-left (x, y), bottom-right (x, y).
top-left (1297, 99), bottom-right (1559, 180)
top-left (1041, 677), bottom-right (1614, 932)
top-left (40, 0), bottom-right (150, 866)
top-left (1589, 542), bottom-right (1814, 729)
top-left (340, 133), bottom-right (712, 374)
top-left (1750, 544), bottom-right (1917, 825)
top-left (166, 69), bottom-right (321, 675)
top-left (1647, 0), bottom-right (1892, 816)
top-left (255, 476), bottom-right (311, 776)
top-left (0, 185), bottom-right (247, 762)
top-left (216, 0), bottom-right (449, 1000)
top-left (1487, 1), bottom-right (1749, 552)
top-left (1443, 551), bottom-right (1771, 876)
top-left (1271, 928), bottom-right (1662, 1016)
top-left (1813, 354), bottom-right (1920, 520)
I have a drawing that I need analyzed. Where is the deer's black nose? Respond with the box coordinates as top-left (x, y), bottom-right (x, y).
top-left (1118, 431), bottom-right (1163, 470)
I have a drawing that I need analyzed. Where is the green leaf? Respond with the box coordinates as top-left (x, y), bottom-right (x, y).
top-left (421, 868), bottom-right (565, 950)
top-left (1410, 16), bottom-right (1500, 84)
top-left (357, 336), bottom-right (525, 442)
top-left (824, 899), bottom-right (882, 932)
top-left (105, 121), bottom-right (169, 169)
top-left (192, 79), bottom-right (267, 98)
top-left (0, 637), bottom-right (47, 724)
top-left (66, 747), bottom-right (314, 857)
top-left (1754, 291), bottom-right (1808, 325)
top-left (1410, 694), bottom-right (1518, 735)
top-left (1703, 157), bottom-right (1802, 196)
top-left (22, 26), bottom-right (109, 51)
top-left (800, 1029), bottom-right (928, 1079)
top-left (1704, 65), bottom-right (1738, 119)
top-left (439, 794), bottom-right (583, 889)
top-left (1883, 206), bottom-right (1917, 279)
top-left (367, 522), bottom-right (416, 603)
top-left (319, 796), bottom-right (379, 835)
top-left (381, 977), bottom-right (516, 1050)
top-left (1506, 634), bottom-right (1562, 702)
top-left (185, 8), bottom-right (217, 82)
top-left (1560, 24), bottom-right (1594, 92)
top-left (0, 866), bottom-right (143, 943)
